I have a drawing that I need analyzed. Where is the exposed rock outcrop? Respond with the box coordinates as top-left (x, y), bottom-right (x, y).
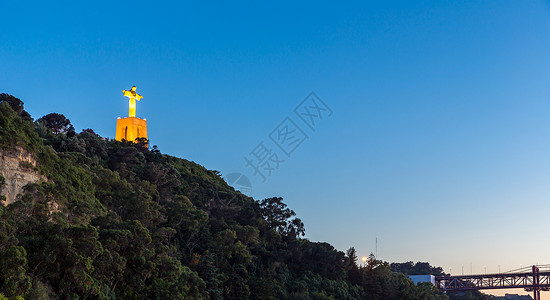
top-left (0, 147), bottom-right (45, 205)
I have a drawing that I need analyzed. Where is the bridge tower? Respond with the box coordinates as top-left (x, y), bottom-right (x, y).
top-left (532, 265), bottom-right (541, 300)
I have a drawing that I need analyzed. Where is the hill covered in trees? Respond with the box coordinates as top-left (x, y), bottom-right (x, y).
top-left (0, 94), bottom-right (491, 299)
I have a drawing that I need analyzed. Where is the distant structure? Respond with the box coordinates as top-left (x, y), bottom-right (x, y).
top-left (409, 275), bottom-right (436, 285)
top-left (115, 86), bottom-right (148, 142)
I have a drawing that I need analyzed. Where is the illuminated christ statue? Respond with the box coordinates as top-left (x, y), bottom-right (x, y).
top-left (122, 86), bottom-right (143, 118)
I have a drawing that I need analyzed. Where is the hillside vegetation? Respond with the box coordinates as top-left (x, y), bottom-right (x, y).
top-left (0, 94), bottom-right (486, 299)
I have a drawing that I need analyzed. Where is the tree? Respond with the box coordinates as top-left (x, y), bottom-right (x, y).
top-left (345, 247), bottom-right (361, 284)
top-left (0, 217), bottom-right (31, 297)
top-left (81, 128), bottom-right (97, 136)
top-left (0, 94), bottom-right (23, 114)
top-left (259, 197), bottom-right (305, 237)
top-left (391, 261), bottom-right (446, 276)
top-left (36, 113), bottom-right (74, 135)
top-left (0, 94), bottom-right (32, 121)
top-left (196, 251), bottom-right (222, 300)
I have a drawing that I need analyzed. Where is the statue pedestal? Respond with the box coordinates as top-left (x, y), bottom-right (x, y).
top-left (115, 117), bottom-right (148, 142)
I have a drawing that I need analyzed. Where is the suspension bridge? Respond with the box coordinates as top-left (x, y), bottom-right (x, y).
top-left (435, 265), bottom-right (550, 300)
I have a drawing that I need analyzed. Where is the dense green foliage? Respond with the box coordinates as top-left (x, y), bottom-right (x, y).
top-left (0, 94), bottom-right (489, 299)
top-left (390, 262), bottom-right (446, 276)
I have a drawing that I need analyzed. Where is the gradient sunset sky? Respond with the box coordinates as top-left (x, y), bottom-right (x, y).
top-left (2, 1), bottom-right (550, 297)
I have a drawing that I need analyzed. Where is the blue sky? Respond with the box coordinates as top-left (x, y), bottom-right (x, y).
top-left (3, 1), bottom-right (550, 294)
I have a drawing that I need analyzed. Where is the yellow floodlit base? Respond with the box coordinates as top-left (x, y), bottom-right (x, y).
top-left (115, 117), bottom-right (148, 142)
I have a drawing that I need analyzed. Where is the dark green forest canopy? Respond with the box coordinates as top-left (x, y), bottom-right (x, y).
top-left (0, 94), bottom-right (488, 299)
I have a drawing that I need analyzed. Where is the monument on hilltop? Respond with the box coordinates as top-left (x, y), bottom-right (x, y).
top-left (115, 86), bottom-right (148, 142)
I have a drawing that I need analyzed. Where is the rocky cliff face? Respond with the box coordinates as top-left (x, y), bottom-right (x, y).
top-left (0, 147), bottom-right (45, 205)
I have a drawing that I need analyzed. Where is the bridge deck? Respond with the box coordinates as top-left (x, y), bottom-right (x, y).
top-left (435, 267), bottom-right (549, 300)
top-left (436, 272), bottom-right (550, 291)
